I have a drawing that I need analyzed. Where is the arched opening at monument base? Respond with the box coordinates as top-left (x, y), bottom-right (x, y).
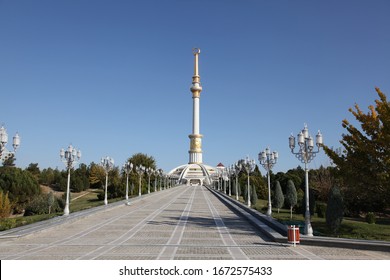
top-left (189, 179), bottom-right (201, 186)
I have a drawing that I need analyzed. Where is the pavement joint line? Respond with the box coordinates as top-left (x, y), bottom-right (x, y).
top-left (1, 243), bottom-right (285, 248)
top-left (0, 188), bottom-right (170, 239)
top-left (207, 187), bottom-right (285, 243)
top-left (203, 186), bottom-right (249, 260)
top-left (289, 246), bottom-right (324, 260)
top-left (157, 186), bottom-right (197, 260)
top-left (5, 187), bottom-right (185, 260)
top-left (82, 186), bottom-right (195, 260)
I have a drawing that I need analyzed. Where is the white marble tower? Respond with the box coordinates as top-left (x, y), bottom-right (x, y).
top-left (168, 48), bottom-right (217, 186)
top-left (188, 48), bottom-right (203, 164)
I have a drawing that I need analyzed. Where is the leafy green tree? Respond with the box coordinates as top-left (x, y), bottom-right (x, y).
top-left (326, 186), bottom-right (344, 234)
top-left (274, 167), bottom-right (304, 194)
top-left (128, 153), bottom-right (157, 169)
top-left (324, 88), bottom-right (390, 213)
top-left (73, 163), bottom-right (90, 192)
top-left (309, 166), bottom-right (336, 202)
top-left (273, 181), bottom-right (284, 213)
top-left (89, 163), bottom-right (105, 189)
top-left (285, 180), bottom-right (297, 219)
top-left (0, 166), bottom-right (40, 211)
top-left (39, 168), bottom-right (56, 186)
top-left (2, 154), bottom-right (15, 167)
top-left (26, 163), bottom-right (40, 180)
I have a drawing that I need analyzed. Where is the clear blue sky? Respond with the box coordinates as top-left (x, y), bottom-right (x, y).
top-left (1, 0), bottom-right (389, 173)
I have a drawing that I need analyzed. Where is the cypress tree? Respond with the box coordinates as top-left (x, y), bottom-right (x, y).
top-left (285, 180), bottom-right (297, 219)
top-left (273, 181), bottom-right (284, 213)
top-left (0, 191), bottom-right (12, 218)
top-left (326, 186), bottom-right (344, 234)
top-left (250, 185), bottom-right (258, 206)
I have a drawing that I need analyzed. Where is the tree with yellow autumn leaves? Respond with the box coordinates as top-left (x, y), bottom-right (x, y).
top-left (324, 88), bottom-right (390, 213)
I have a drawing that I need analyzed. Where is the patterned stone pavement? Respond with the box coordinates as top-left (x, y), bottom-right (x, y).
top-left (0, 185), bottom-right (389, 260)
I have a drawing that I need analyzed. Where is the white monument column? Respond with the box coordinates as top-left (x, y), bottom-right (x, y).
top-left (189, 48), bottom-right (203, 164)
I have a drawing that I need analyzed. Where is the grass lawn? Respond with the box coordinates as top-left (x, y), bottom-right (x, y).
top-left (70, 189), bottom-right (106, 212)
top-left (0, 189), bottom-right (124, 231)
top-left (251, 198), bottom-right (390, 241)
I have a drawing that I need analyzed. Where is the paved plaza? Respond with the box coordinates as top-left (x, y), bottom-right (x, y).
top-left (0, 185), bottom-right (389, 260)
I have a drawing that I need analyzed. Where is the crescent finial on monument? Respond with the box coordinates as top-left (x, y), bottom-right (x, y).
top-left (193, 47), bottom-right (201, 55)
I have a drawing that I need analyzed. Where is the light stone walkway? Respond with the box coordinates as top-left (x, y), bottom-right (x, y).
top-left (0, 185), bottom-right (389, 260)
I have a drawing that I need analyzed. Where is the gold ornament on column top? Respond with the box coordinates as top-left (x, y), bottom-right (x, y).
top-left (191, 47), bottom-right (202, 97)
top-left (190, 137), bottom-right (202, 151)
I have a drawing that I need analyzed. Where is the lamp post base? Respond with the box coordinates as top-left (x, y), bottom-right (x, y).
top-left (304, 221), bottom-right (314, 236)
top-left (63, 206), bottom-right (70, 216)
top-left (266, 206), bottom-right (272, 217)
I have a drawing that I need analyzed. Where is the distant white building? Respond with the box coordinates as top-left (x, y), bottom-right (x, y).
top-left (168, 49), bottom-right (217, 186)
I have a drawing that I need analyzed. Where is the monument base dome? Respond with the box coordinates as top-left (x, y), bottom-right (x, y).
top-left (168, 163), bottom-right (217, 186)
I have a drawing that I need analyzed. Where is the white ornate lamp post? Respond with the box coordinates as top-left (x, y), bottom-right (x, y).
top-left (157, 169), bottom-right (162, 191)
top-left (135, 165), bottom-right (145, 196)
top-left (153, 170), bottom-right (158, 192)
top-left (289, 124), bottom-right (323, 236)
top-left (101, 156), bottom-right (114, 205)
top-left (243, 156), bottom-right (256, 208)
top-left (123, 161), bottom-right (133, 205)
top-left (259, 147), bottom-right (278, 217)
top-left (222, 169), bottom-right (228, 194)
top-left (216, 169), bottom-right (221, 191)
top-left (146, 167), bottom-right (154, 194)
top-left (227, 167), bottom-right (232, 196)
top-left (161, 170), bottom-right (165, 190)
top-left (232, 162), bottom-right (241, 201)
top-left (60, 145), bottom-right (81, 216)
top-left (0, 125), bottom-right (20, 163)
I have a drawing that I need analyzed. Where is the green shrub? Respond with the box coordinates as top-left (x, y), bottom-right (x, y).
top-left (0, 218), bottom-right (16, 230)
top-left (24, 194), bottom-right (62, 216)
top-left (366, 212), bottom-right (376, 224)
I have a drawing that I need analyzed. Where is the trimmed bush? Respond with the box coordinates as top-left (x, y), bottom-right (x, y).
top-left (24, 194), bottom-right (63, 216)
top-left (0, 218), bottom-right (16, 230)
top-left (366, 212), bottom-right (376, 224)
